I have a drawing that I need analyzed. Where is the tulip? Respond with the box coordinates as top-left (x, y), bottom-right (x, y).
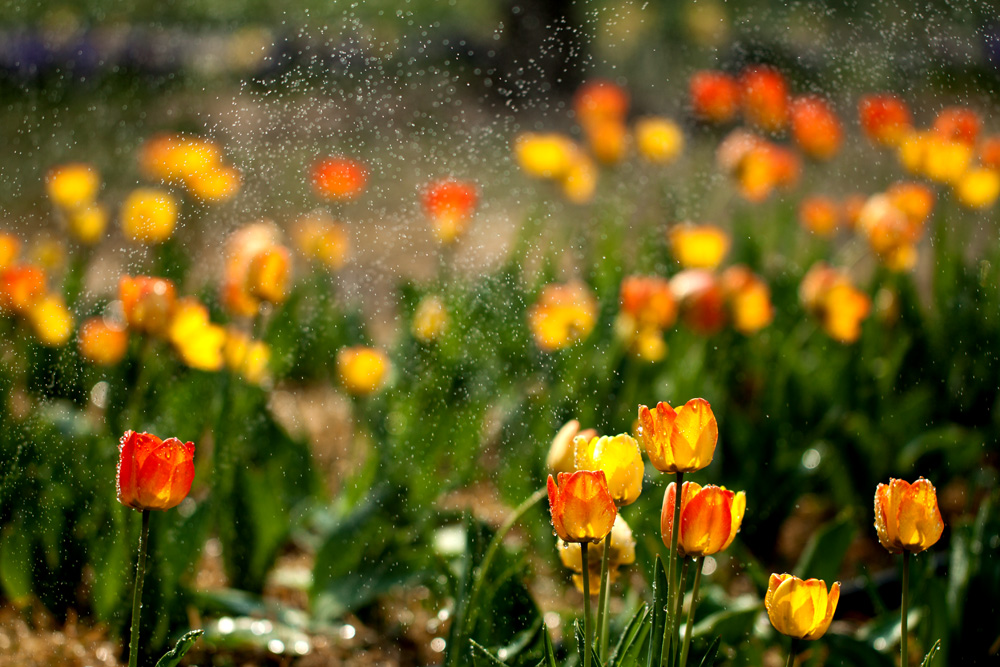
top-left (117, 430), bottom-right (196, 512)
top-left (574, 434), bottom-right (643, 507)
top-left (167, 298), bottom-right (226, 371)
top-left (120, 188), bottom-right (179, 244)
top-left (0, 233), bottom-right (20, 270)
top-left (527, 281), bottom-right (598, 352)
top-left (956, 168), bottom-right (1000, 209)
top-left (546, 420), bottom-right (598, 474)
top-left (79, 317), bottom-right (129, 366)
top-left (790, 96), bottom-right (843, 160)
top-left (874, 477), bottom-right (944, 555)
top-left (559, 155), bottom-right (598, 204)
top-left (547, 470), bottom-right (617, 544)
top-left (619, 275), bottom-right (677, 331)
top-left (185, 164), bottom-right (242, 203)
top-left (292, 210), bottom-right (351, 270)
top-left (634, 117), bottom-right (684, 164)
top-left (311, 156), bottom-right (368, 201)
top-left (139, 133), bottom-right (221, 183)
top-left (637, 398), bottom-right (718, 474)
top-left (739, 65), bottom-right (789, 133)
top-left (422, 178), bottom-right (479, 244)
top-left (0, 264), bottom-right (46, 314)
top-left (573, 79), bottom-right (629, 128)
top-left (26, 294), bottom-right (73, 347)
top-left (337, 345), bottom-right (390, 395)
top-left (224, 328), bottom-right (271, 386)
top-left (119, 276), bottom-right (177, 335)
top-left (221, 222), bottom-right (284, 317)
top-left (513, 132), bottom-right (578, 180)
top-left (933, 106), bottom-right (980, 146)
top-left (765, 573), bottom-right (840, 640)
top-left (721, 265), bottom-right (774, 335)
top-left (45, 163), bottom-right (100, 211)
top-left (858, 93), bottom-right (912, 147)
top-left (670, 269), bottom-right (728, 336)
top-left (798, 195), bottom-right (841, 237)
top-left (689, 70), bottom-right (740, 124)
top-left (661, 482), bottom-right (745, 557)
top-left (668, 224), bottom-right (730, 270)
top-left (245, 245), bottom-right (292, 305)
top-left (67, 204), bottom-right (109, 245)
top-left (411, 295), bottom-right (450, 344)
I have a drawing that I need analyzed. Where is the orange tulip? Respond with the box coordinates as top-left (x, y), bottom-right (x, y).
top-left (858, 93), bottom-right (912, 147)
top-left (637, 398), bottom-right (718, 474)
top-left (738, 65), bottom-right (789, 133)
top-left (119, 276), bottom-right (177, 334)
top-left (765, 574), bottom-right (840, 640)
top-left (0, 233), bottom-right (20, 270)
top-left (292, 210), bottom-right (351, 270)
top-left (527, 281), bottom-right (598, 352)
top-left (221, 222), bottom-right (284, 317)
top-left (78, 317), bottom-right (129, 365)
top-left (933, 106), bottom-right (980, 146)
top-left (979, 135), bottom-right (1000, 170)
top-left (573, 78), bottom-right (629, 128)
top-left (689, 70), bottom-right (740, 124)
top-left (661, 481), bottom-right (745, 557)
top-left (116, 430), bottom-right (195, 511)
top-left (311, 156), bottom-right (368, 201)
top-left (798, 195), bottom-right (841, 237)
top-left (874, 477), bottom-right (944, 554)
top-left (790, 96), bottom-right (843, 160)
top-left (574, 434), bottom-right (644, 507)
top-left (619, 275), bottom-right (677, 331)
top-left (670, 269), bottom-right (727, 335)
top-left (422, 178), bottom-right (479, 244)
top-left (0, 264), bottom-right (46, 314)
top-left (547, 470), bottom-right (617, 544)
top-left (721, 265), bottom-right (774, 334)
top-left (120, 188), bottom-right (178, 244)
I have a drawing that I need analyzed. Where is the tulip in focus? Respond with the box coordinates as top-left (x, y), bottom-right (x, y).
top-left (738, 65), bottom-right (789, 133)
top-left (119, 276), bottom-right (177, 334)
top-left (26, 294), bottom-right (73, 347)
top-left (765, 574), bottom-right (840, 640)
top-left (527, 281), bottom-right (598, 352)
top-left (78, 317), bottom-right (129, 365)
top-left (311, 156), bottom-right (368, 201)
top-left (547, 470), bottom-right (617, 543)
top-left (637, 398), bottom-right (718, 474)
top-left (874, 477), bottom-right (944, 554)
top-left (634, 117), bottom-right (684, 164)
top-left (120, 188), bottom-right (179, 244)
top-left (661, 481), bottom-right (745, 557)
top-left (45, 162), bottom-right (100, 211)
top-left (858, 93), bottom-right (912, 147)
top-left (669, 224), bottom-right (730, 270)
top-left (574, 434), bottom-right (644, 507)
top-left (117, 430), bottom-right (195, 511)
top-left (422, 178), bottom-right (479, 244)
top-left (689, 70), bottom-right (740, 124)
top-left (337, 345), bottom-right (390, 395)
top-left (790, 96), bottom-right (843, 160)
top-left (557, 515), bottom-right (636, 593)
top-left (547, 420), bottom-right (598, 474)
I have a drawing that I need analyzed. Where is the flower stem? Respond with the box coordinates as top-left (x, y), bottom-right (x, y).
top-left (596, 530), bottom-right (613, 660)
top-left (901, 551), bottom-right (910, 667)
top-left (672, 558), bottom-right (690, 666)
top-left (582, 542), bottom-right (593, 667)
top-left (662, 471), bottom-right (684, 667)
top-left (785, 638), bottom-right (796, 667)
top-left (679, 556), bottom-right (704, 667)
top-left (128, 510), bottom-right (151, 667)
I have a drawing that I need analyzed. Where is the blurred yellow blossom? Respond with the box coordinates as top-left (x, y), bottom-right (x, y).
top-left (67, 204), bottom-right (109, 245)
top-left (26, 294), bottom-right (73, 347)
top-left (120, 188), bottom-right (178, 244)
top-left (167, 298), bottom-right (226, 371)
top-left (955, 168), bottom-right (1000, 209)
top-left (669, 224), bottom-right (730, 269)
top-left (635, 117), bottom-right (684, 164)
top-left (337, 345), bottom-right (390, 395)
top-left (45, 163), bottom-right (100, 211)
top-left (527, 281), bottom-right (598, 352)
top-left (412, 295), bottom-right (449, 343)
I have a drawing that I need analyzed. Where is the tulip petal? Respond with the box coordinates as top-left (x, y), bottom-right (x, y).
top-left (680, 485), bottom-right (733, 556)
top-left (672, 398), bottom-right (718, 471)
top-left (897, 478), bottom-right (944, 552)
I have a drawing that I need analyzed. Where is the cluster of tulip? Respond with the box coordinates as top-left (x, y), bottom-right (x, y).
top-left (0, 233), bottom-right (74, 347)
top-left (545, 399), bottom-right (945, 667)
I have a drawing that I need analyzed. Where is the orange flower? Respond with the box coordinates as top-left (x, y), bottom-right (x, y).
top-left (979, 135), bottom-right (1000, 170)
top-left (337, 345), bottom-right (390, 395)
top-left (245, 245), bottom-right (292, 305)
top-left (0, 233), bottom-right (20, 270)
top-left (311, 156), bottom-right (368, 201)
top-left (120, 188), bottom-right (178, 244)
top-left (670, 269), bottom-right (727, 335)
top-left (634, 117), bottom-right (684, 164)
top-left (139, 133), bottom-right (221, 183)
top-left (765, 574), bottom-right (840, 640)
top-left (45, 163), bottom-right (100, 211)
top-left (798, 195), bottom-right (841, 237)
top-left (738, 65), bottom-right (789, 133)
top-left (221, 222), bottom-right (283, 317)
top-left (874, 477), bottom-right (944, 554)
top-left (527, 281), bottom-right (598, 352)
top-left (619, 275), bottom-right (677, 331)
top-left (799, 263), bottom-right (871, 343)
top-left (546, 420), bottom-right (598, 474)
top-left (292, 210), bottom-right (351, 270)
top-left (0, 264), bottom-right (46, 314)
top-left (78, 317), bottom-right (129, 365)
top-left (575, 434), bottom-right (644, 507)
top-left (689, 70), bottom-right (740, 124)
top-left (669, 224), bottom-right (730, 270)
top-left (790, 96), bottom-right (843, 160)
top-left (858, 93), bottom-right (912, 147)
top-left (422, 178), bottom-right (479, 244)
top-left (735, 142), bottom-right (801, 202)
top-left (547, 470), bottom-right (617, 544)
top-left (933, 106), bottom-right (980, 146)
top-left (856, 192), bottom-right (925, 272)
top-left (117, 430), bottom-right (195, 512)
top-left (637, 398), bottom-right (718, 474)
top-left (119, 276), bottom-right (177, 334)
top-left (661, 481), bottom-right (746, 557)
top-left (573, 78), bottom-right (629, 128)
top-left (721, 265), bottom-right (774, 334)
top-left (582, 119), bottom-right (629, 165)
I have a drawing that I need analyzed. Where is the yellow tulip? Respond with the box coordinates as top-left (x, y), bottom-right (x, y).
top-left (765, 574), bottom-right (840, 640)
top-left (874, 477), bottom-right (944, 554)
top-left (637, 398), bottom-right (718, 474)
top-left (574, 434), bottom-right (644, 506)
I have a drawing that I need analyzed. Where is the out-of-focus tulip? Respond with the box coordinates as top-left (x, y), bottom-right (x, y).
top-left (337, 345), bottom-right (390, 395)
top-left (45, 163), bottom-right (100, 211)
top-left (858, 93), bottom-right (912, 147)
top-left (735, 141), bottom-right (801, 202)
top-left (661, 481), bottom-right (745, 557)
top-left (422, 178), bottom-right (479, 244)
top-left (117, 430), bottom-right (195, 512)
top-left (412, 295), bottom-right (449, 343)
top-left (669, 224), bottom-right (730, 270)
top-left (765, 574), bottom-right (840, 640)
top-left (292, 211), bottom-right (351, 270)
top-left (798, 195), bottom-right (841, 237)
top-left (637, 398), bottom-right (718, 474)
top-left (223, 328), bottom-right (271, 385)
top-left (167, 298), bottom-right (226, 371)
top-left (739, 65), bottom-right (789, 133)
top-left (547, 420), bottom-right (598, 474)
top-left (0, 233), bottom-right (20, 270)
top-left (670, 269), bottom-right (727, 335)
top-left (841, 193), bottom-right (868, 230)
top-left (67, 204), bottom-right (109, 245)
top-left (874, 477), bottom-right (944, 554)
top-left (527, 281), bottom-right (598, 352)
top-left (575, 433), bottom-right (644, 507)
top-left (557, 515), bottom-right (635, 593)
top-left (514, 133), bottom-right (578, 180)
top-left (979, 135), bottom-right (1000, 170)
top-left (560, 155), bottom-right (598, 204)
top-left (547, 470), bottom-right (617, 544)
top-left (689, 70), bottom-right (740, 124)
top-left (634, 117), bottom-right (684, 164)
top-left (955, 167), bottom-right (1000, 209)
top-left (311, 156), bottom-right (368, 201)
top-left (583, 119), bottom-right (629, 165)
top-left (139, 133), bottom-right (221, 184)
top-left (721, 265), bottom-right (774, 334)
top-left (78, 317), bottom-right (129, 365)
top-left (245, 246), bottom-right (292, 305)
top-left (222, 222), bottom-right (283, 317)
top-left (619, 275), bottom-right (677, 331)
top-left (26, 294), bottom-right (73, 347)
top-left (887, 182), bottom-right (934, 226)
top-left (119, 275), bottom-right (177, 334)
top-left (856, 193), bottom-right (924, 272)
top-left (922, 136), bottom-right (973, 184)
top-left (185, 165), bottom-right (242, 203)
top-left (933, 106), bottom-right (980, 146)
top-left (573, 78), bottom-right (629, 128)
top-left (0, 264), bottom-right (46, 314)
top-left (799, 263), bottom-right (871, 342)
top-left (120, 188), bottom-right (178, 244)
top-left (790, 96), bottom-right (843, 160)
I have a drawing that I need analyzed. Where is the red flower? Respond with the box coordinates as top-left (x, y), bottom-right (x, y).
top-left (739, 66), bottom-right (789, 133)
top-left (117, 431), bottom-right (195, 511)
top-left (311, 156), bottom-right (368, 201)
top-left (689, 71), bottom-right (740, 124)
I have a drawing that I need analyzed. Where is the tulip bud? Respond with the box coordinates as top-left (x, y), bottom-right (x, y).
top-left (765, 574), bottom-right (840, 640)
top-left (116, 431), bottom-right (195, 511)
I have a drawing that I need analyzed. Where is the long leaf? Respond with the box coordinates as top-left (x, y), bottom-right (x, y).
top-left (470, 639), bottom-right (513, 666)
top-left (919, 639), bottom-right (942, 667)
top-left (542, 624), bottom-right (559, 667)
top-left (697, 636), bottom-right (721, 667)
top-left (154, 630), bottom-right (203, 667)
top-left (609, 604), bottom-right (648, 667)
top-left (645, 555), bottom-right (668, 667)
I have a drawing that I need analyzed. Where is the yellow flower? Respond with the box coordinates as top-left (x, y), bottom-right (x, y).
top-left (0, 233), bottom-right (20, 270)
top-left (412, 295), bottom-right (449, 343)
top-left (45, 163), bottom-right (100, 211)
top-left (557, 514), bottom-right (636, 594)
top-left (67, 204), bottom-right (109, 245)
top-left (120, 188), bottom-right (178, 244)
top-left (637, 398), bottom-right (718, 474)
top-left (721, 265), bottom-right (774, 335)
top-left (167, 298), bottom-right (225, 371)
top-left (560, 155), bottom-right (598, 204)
top-left (955, 168), bottom-right (1000, 209)
top-left (527, 281), bottom-right (598, 352)
top-left (574, 434), bottom-right (644, 507)
top-left (874, 477), bottom-right (944, 554)
top-left (921, 137), bottom-right (973, 184)
top-left (546, 420), bottom-right (598, 474)
top-left (669, 224), bottom-right (730, 270)
top-left (765, 574), bottom-right (840, 640)
top-left (635, 117), bottom-right (684, 164)
top-left (292, 211), bottom-right (351, 271)
top-left (337, 345), bottom-right (390, 395)
top-left (224, 328), bottom-right (271, 385)
top-left (185, 165), bottom-right (242, 203)
top-left (514, 133), bottom-right (578, 179)
top-left (245, 246), bottom-right (292, 305)
top-left (26, 294), bottom-right (73, 347)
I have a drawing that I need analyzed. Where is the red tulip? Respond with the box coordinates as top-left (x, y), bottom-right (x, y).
top-left (117, 431), bottom-right (195, 511)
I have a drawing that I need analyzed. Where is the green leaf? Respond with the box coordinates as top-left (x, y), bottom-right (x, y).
top-left (608, 604), bottom-right (648, 667)
top-left (691, 596), bottom-right (759, 645)
top-left (154, 630), bottom-right (204, 667)
top-left (541, 625), bottom-right (558, 667)
top-left (645, 555), bottom-right (668, 667)
top-left (823, 633), bottom-right (894, 667)
top-left (0, 524), bottom-right (31, 605)
top-left (919, 639), bottom-right (942, 667)
top-left (793, 511), bottom-right (857, 586)
top-left (697, 636), bottom-right (721, 667)
top-left (471, 639), bottom-right (513, 666)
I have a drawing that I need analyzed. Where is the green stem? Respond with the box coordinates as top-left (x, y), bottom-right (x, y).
top-left (672, 558), bottom-right (690, 667)
top-left (583, 542), bottom-right (593, 667)
top-left (128, 510), bottom-right (151, 667)
top-left (784, 638), bottom-right (796, 667)
top-left (597, 530), bottom-right (613, 661)
top-left (679, 557), bottom-right (704, 667)
top-left (901, 551), bottom-right (910, 667)
top-left (661, 471), bottom-right (684, 667)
